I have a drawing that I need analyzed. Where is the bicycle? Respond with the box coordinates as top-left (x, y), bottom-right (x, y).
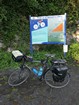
top-left (33, 20), bottom-right (45, 30)
top-left (8, 50), bottom-right (70, 88)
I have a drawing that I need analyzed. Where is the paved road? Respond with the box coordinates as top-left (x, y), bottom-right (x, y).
top-left (0, 64), bottom-right (79, 105)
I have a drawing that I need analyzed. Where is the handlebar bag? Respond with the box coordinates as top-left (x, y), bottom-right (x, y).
top-left (12, 50), bottom-right (24, 62)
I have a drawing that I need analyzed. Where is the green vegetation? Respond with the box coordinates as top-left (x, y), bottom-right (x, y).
top-left (67, 42), bottom-right (79, 63)
top-left (1, 0), bottom-right (79, 46)
top-left (0, 0), bottom-right (79, 70)
top-left (0, 45), bottom-right (64, 70)
top-left (0, 50), bottom-right (18, 70)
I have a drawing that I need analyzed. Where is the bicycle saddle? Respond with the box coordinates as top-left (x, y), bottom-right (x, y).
top-left (45, 54), bottom-right (55, 58)
top-left (53, 59), bottom-right (67, 64)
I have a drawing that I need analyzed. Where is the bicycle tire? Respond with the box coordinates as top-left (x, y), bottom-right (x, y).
top-left (8, 67), bottom-right (30, 86)
top-left (45, 70), bottom-right (70, 88)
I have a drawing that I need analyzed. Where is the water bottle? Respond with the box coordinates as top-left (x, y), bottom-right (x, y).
top-left (32, 68), bottom-right (38, 75)
top-left (38, 67), bottom-right (43, 76)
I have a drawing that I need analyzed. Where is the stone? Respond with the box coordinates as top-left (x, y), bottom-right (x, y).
top-left (7, 47), bottom-right (13, 52)
top-left (0, 42), bottom-right (3, 48)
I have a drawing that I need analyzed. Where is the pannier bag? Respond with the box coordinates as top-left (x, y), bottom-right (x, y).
top-left (52, 59), bottom-right (68, 82)
top-left (52, 66), bottom-right (68, 82)
top-left (12, 50), bottom-right (24, 62)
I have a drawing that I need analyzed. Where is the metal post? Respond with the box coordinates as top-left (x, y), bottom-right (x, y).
top-left (29, 15), bottom-right (33, 55)
top-left (64, 13), bottom-right (67, 57)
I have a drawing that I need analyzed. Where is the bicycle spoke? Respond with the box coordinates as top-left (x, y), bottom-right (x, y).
top-left (8, 67), bottom-right (30, 86)
top-left (45, 70), bottom-right (70, 88)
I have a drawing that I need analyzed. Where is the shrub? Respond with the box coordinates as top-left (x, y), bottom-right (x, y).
top-left (67, 42), bottom-right (79, 62)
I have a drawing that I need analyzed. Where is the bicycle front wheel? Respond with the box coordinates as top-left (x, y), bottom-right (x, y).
top-left (8, 67), bottom-right (30, 86)
top-left (45, 70), bottom-right (70, 88)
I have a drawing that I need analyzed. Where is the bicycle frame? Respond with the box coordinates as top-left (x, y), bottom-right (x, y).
top-left (19, 54), bottom-right (52, 79)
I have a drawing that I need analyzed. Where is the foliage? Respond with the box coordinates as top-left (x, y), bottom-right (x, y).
top-left (0, 0), bottom-right (79, 70)
top-left (0, 50), bottom-right (18, 70)
top-left (0, 45), bottom-right (64, 70)
top-left (32, 44), bottom-right (64, 61)
top-left (67, 42), bottom-right (79, 63)
top-left (0, 0), bottom-right (79, 47)
top-left (0, 8), bottom-right (29, 47)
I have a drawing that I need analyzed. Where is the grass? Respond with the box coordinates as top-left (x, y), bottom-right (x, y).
top-left (0, 50), bottom-right (18, 70)
top-left (0, 45), bottom-right (68, 71)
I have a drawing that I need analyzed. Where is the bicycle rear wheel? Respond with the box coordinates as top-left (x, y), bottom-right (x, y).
top-left (8, 67), bottom-right (30, 86)
top-left (45, 70), bottom-right (70, 88)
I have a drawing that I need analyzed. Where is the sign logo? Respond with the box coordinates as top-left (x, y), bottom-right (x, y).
top-left (33, 20), bottom-right (45, 30)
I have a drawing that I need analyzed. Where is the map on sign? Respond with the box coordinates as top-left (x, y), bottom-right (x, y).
top-left (48, 16), bottom-right (64, 42)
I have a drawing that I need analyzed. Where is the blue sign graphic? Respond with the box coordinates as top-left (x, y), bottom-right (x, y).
top-left (30, 19), bottom-right (48, 31)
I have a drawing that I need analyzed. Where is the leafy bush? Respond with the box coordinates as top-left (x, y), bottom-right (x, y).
top-left (67, 42), bottom-right (79, 62)
top-left (0, 6), bottom-right (29, 48)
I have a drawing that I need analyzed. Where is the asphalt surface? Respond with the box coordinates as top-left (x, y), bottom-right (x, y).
top-left (0, 64), bottom-right (79, 105)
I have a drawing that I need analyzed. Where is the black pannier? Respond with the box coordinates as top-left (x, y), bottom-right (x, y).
top-left (52, 59), bottom-right (68, 82)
